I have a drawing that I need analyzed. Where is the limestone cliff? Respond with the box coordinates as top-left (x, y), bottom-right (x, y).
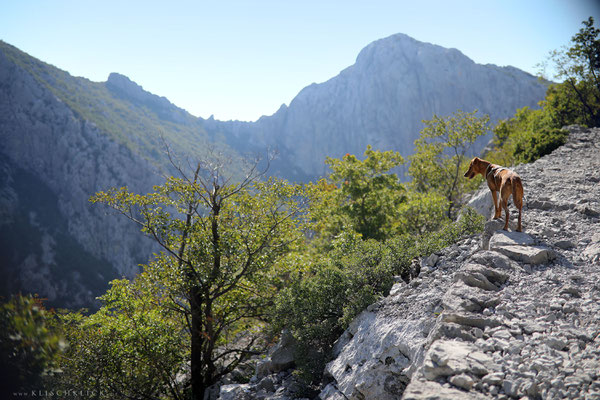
top-left (209, 34), bottom-right (548, 180)
top-left (0, 43), bottom-right (161, 307)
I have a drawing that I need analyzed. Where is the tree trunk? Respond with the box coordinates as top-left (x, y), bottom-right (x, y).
top-left (190, 286), bottom-right (204, 400)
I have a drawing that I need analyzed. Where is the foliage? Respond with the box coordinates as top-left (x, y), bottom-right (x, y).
top-left (310, 146), bottom-right (406, 243)
top-left (0, 295), bottom-right (65, 394)
top-left (88, 161), bottom-right (309, 400)
top-left (273, 208), bottom-right (484, 384)
top-left (55, 275), bottom-right (188, 399)
top-left (544, 16), bottom-right (600, 127)
top-left (486, 106), bottom-right (568, 165)
top-left (487, 17), bottom-right (599, 166)
top-left (408, 110), bottom-right (490, 219)
top-left (272, 233), bottom-right (395, 385)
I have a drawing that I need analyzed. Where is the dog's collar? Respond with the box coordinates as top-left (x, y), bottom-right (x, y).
top-left (485, 163), bottom-right (493, 178)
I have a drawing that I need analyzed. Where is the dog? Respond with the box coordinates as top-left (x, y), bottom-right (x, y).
top-left (464, 157), bottom-right (524, 232)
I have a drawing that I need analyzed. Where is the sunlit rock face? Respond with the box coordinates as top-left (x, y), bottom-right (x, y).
top-left (213, 33), bottom-right (548, 180)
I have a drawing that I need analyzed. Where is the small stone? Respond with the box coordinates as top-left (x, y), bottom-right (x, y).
top-left (555, 239), bottom-right (576, 249)
top-left (503, 379), bottom-right (520, 397)
top-left (422, 253), bottom-right (439, 268)
top-left (545, 336), bottom-right (568, 350)
top-left (492, 329), bottom-right (513, 341)
top-left (449, 374), bottom-right (475, 391)
top-left (256, 376), bottom-right (276, 393)
top-left (493, 245), bottom-right (555, 265)
top-left (560, 287), bottom-right (582, 298)
top-left (472, 327), bottom-right (484, 338)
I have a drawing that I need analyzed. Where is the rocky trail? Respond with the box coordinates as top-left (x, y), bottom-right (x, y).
top-left (218, 126), bottom-right (600, 400)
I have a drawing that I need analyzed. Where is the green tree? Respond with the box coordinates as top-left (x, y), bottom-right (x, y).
top-left (544, 16), bottom-right (600, 126)
top-left (90, 159), bottom-right (309, 400)
top-left (273, 208), bottom-right (484, 386)
top-left (55, 275), bottom-right (188, 399)
top-left (409, 110), bottom-right (490, 219)
top-left (311, 146), bottom-right (406, 242)
top-left (0, 295), bottom-right (65, 395)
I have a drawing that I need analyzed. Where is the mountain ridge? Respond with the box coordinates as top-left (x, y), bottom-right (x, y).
top-left (0, 34), bottom-right (549, 307)
top-left (202, 33), bottom-right (548, 179)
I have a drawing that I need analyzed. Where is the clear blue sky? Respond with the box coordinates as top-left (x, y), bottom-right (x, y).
top-left (1, 0), bottom-right (598, 122)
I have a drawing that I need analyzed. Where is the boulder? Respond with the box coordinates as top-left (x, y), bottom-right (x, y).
top-left (492, 245), bottom-right (555, 265)
top-left (481, 219), bottom-right (505, 250)
top-left (318, 383), bottom-right (346, 400)
top-left (489, 230), bottom-right (535, 248)
top-left (403, 380), bottom-right (488, 400)
top-left (217, 384), bottom-right (252, 400)
top-left (325, 310), bottom-right (430, 400)
top-left (470, 250), bottom-right (518, 271)
top-left (422, 340), bottom-right (499, 380)
top-left (465, 188), bottom-right (495, 220)
top-left (256, 330), bottom-right (298, 378)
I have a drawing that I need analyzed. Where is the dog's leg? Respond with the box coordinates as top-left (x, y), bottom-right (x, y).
top-left (502, 199), bottom-right (510, 230)
top-left (500, 183), bottom-right (511, 230)
top-left (491, 190), bottom-right (501, 219)
top-left (512, 177), bottom-right (524, 232)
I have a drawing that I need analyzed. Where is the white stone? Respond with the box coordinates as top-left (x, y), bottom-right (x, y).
top-left (492, 245), bottom-right (555, 265)
top-left (449, 373), bottom-right (475, 390)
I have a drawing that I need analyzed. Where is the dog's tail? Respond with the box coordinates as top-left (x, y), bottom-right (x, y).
top-left (512, 176), bottom-right (524, 210)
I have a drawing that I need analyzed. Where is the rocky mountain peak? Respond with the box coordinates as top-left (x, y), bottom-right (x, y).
top-left (105, 72), bottom-right (189, 124)
top-left (106, 72), bottom-right (147, 99)
top-left (214, 33), bottom-right (548, 181)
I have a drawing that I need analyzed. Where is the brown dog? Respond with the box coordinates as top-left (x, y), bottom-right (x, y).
top-left (464, 157), bottom-right (524, 232)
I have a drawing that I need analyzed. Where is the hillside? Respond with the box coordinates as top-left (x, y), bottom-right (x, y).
top-left (0, 35), bottom-right (547, 308)
top-left (207, 33), bottom-right (549, 180)
top-left (217, 126), bottom-right (600, 399)
top-left (0, 41), bottom-right (241, 308)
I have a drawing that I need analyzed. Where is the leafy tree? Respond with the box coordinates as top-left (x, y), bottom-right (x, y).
top-left (55, 275), bottom-right (188, 399)
top-left (544, 16), bottom-right (600, 126)
top-left (90, 158), bottom-right (309, 400)
top-left (0, 295), bottom-right (65, 395)
top-left (409, 110), bottom-right (490, 219)
top-left (273, 233), bottom-right (395, 385)
top-left (397, 190), bottom-right (448, 235)
top-left (310, 146), bottom-right (406, 243)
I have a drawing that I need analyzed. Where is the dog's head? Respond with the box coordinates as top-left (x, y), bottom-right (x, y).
top-left (464, 157), bottom-right (483, 179)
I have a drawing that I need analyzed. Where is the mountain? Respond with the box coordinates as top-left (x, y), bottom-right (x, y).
top-left (0, 35), bottom-right (547, 308)
top-left (0, 41), bottom-right (240, 308)
top-left (206, 33), bottom-right (548, 179)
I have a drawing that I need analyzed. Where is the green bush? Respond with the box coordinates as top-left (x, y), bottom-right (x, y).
top-left (486, 107), bottom-right (568, 166)
top-left (0, 295), bottom-right (65, 394)
top-left (272, 208), bottom-right (484, 385)
top-left (512, 126), bottom-right (568, 164)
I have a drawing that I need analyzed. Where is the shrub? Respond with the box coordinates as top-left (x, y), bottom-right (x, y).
top-left (272, 208), bottom-right (484, 385)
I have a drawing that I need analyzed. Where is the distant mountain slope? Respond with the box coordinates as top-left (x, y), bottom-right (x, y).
top-left (0, 41), bottom-right (241, 308)
top-left (207, 33), bottom-right (548, 179)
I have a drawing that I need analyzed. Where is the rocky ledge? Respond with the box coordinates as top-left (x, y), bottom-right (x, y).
top-left (218, 126), bottom-right (600, 400)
